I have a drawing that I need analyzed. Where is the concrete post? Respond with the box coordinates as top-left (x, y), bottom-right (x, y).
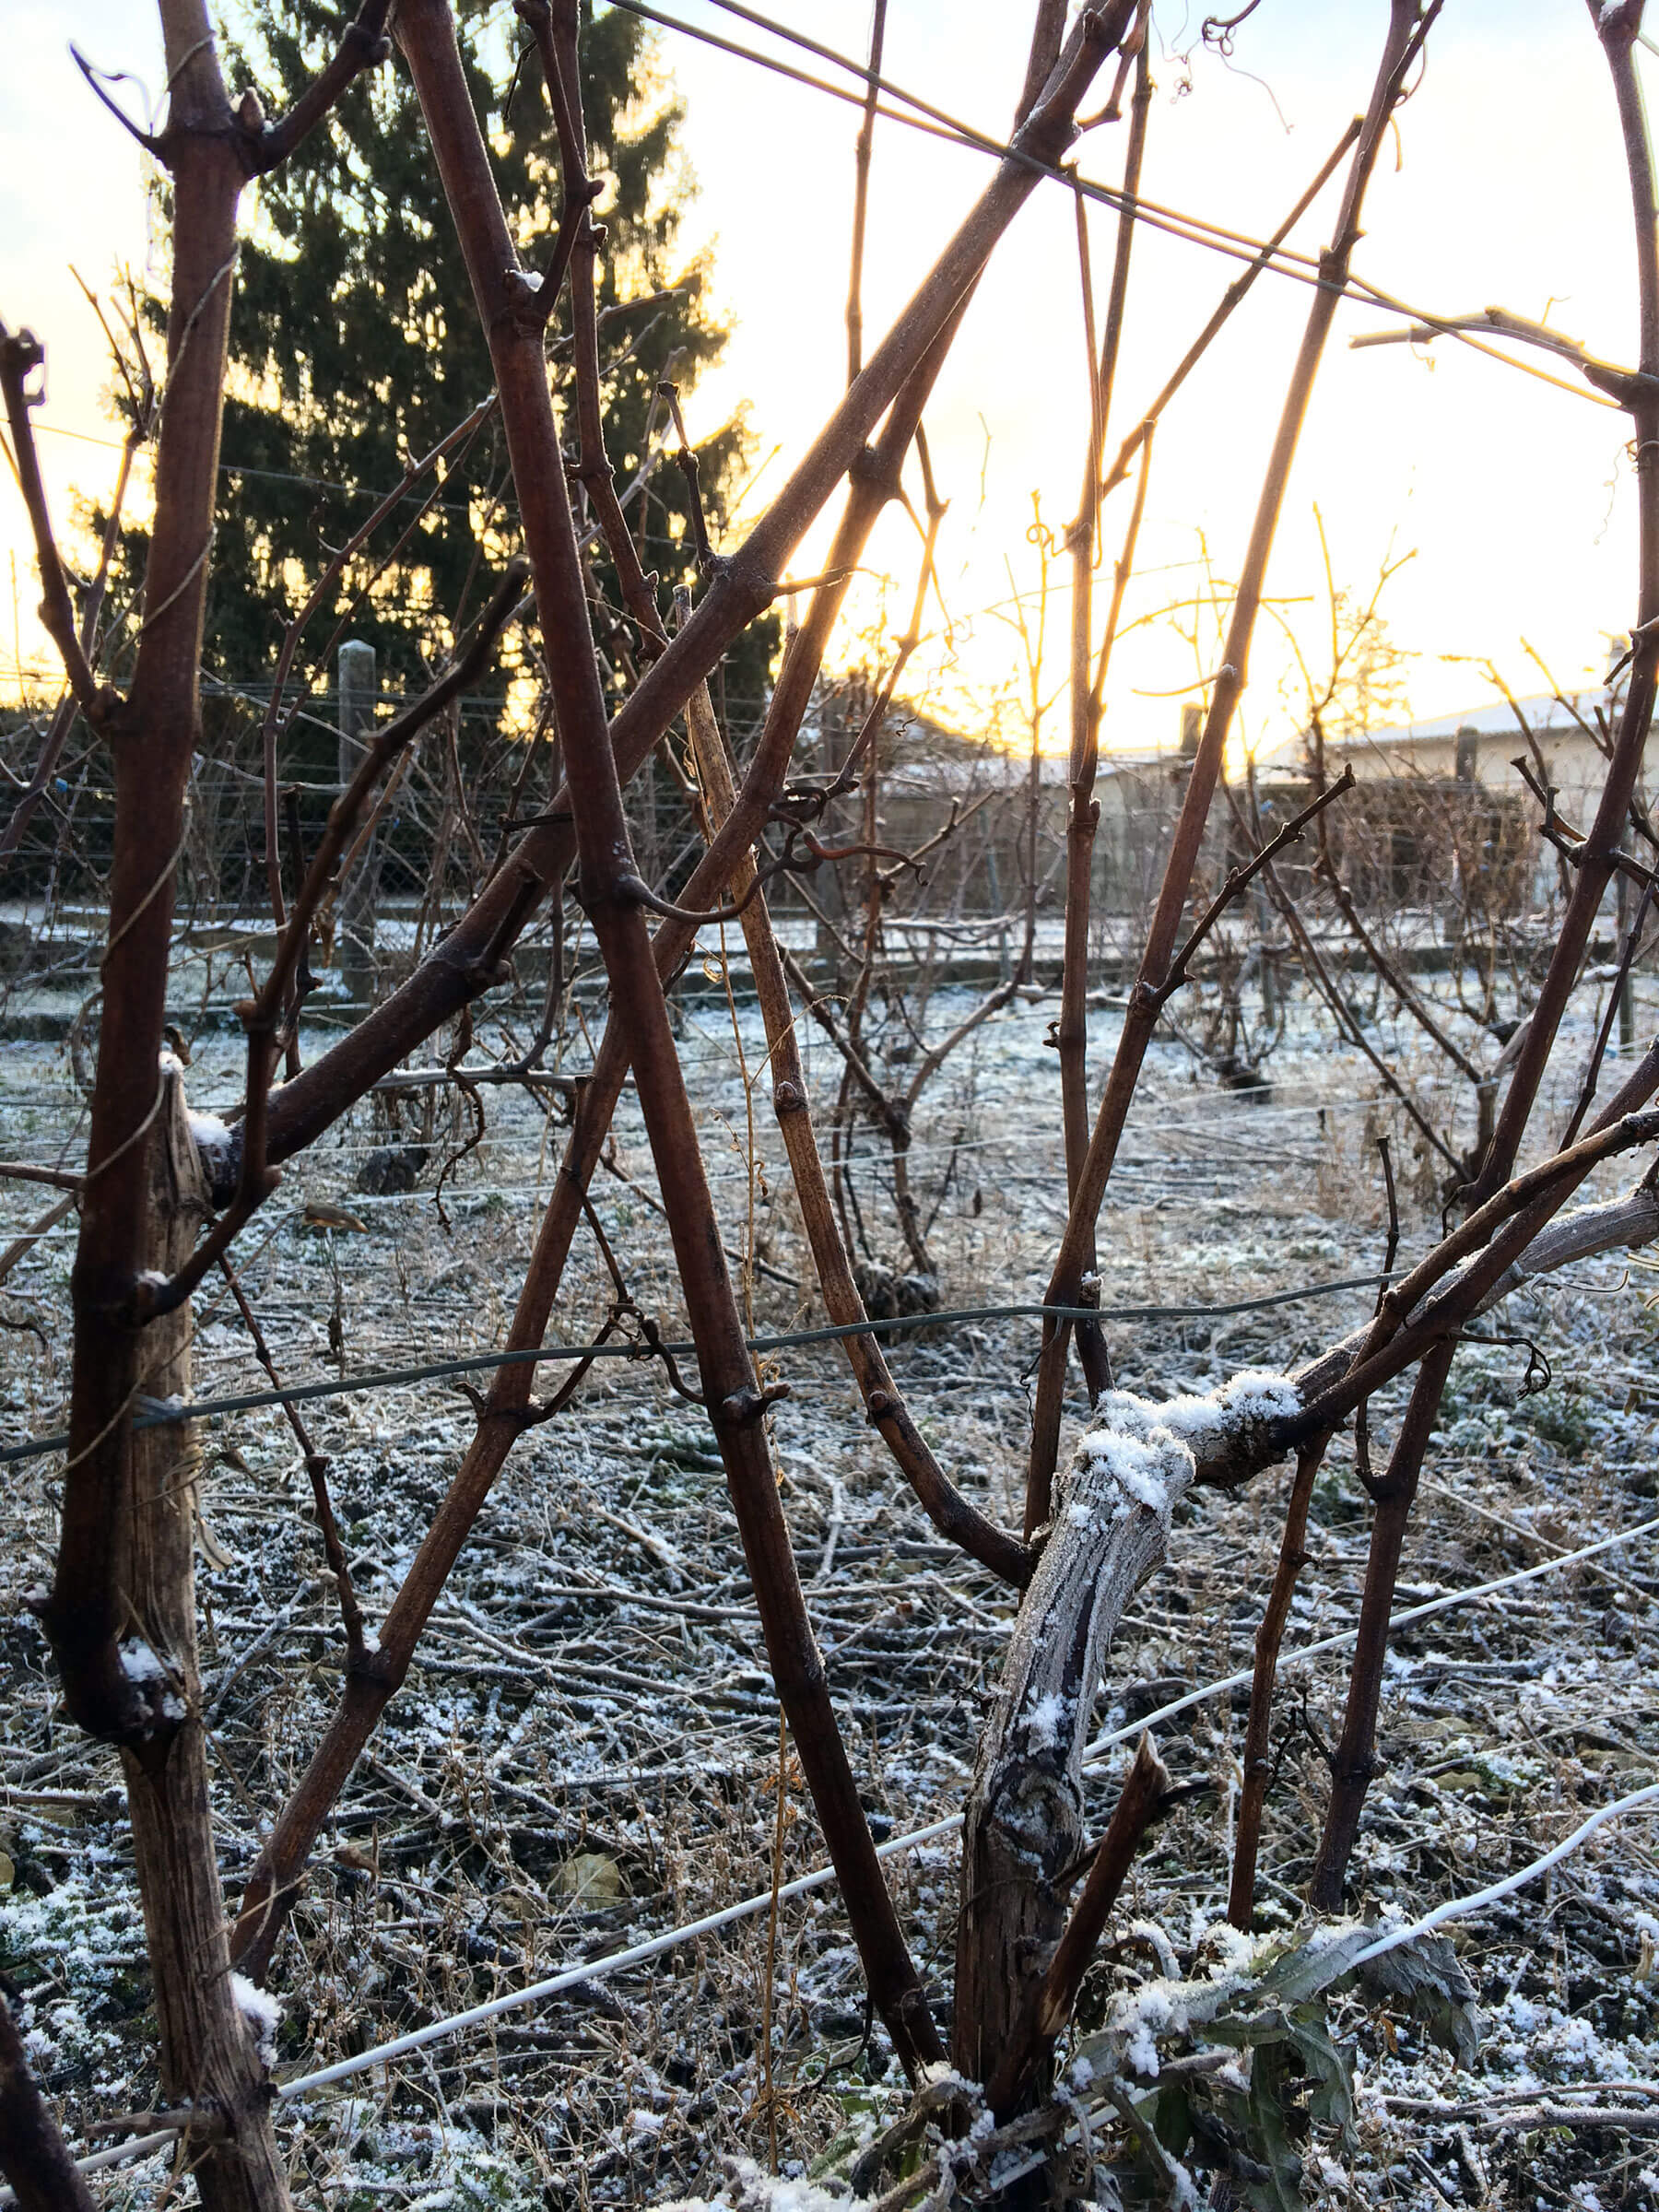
top-left (337, 641), bottom-right (377, 1004)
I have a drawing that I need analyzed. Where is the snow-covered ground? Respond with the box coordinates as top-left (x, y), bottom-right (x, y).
top-left (3, 976), bottom-right (1658, 2207)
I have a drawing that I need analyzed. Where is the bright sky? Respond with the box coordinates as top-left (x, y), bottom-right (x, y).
top-left (2, 1), bottom-right (1652, 762)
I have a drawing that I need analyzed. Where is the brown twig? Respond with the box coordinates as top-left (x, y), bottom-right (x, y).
top-left (1349, 300), bottom-right (1659, 409)
top-left (0, 1989), bottom-right (98, 2212)
top-left (1239, 800), bottom-right (1466, 1174)
top-left (1025, 3), bottom-right (1435, 1535)
top-left (0, 327), bottom-right (119, 729)
top-left (1226, 1437), bottom-right (1330, 1930)
top-left (255, 392), bottom-right (498, 935)
top-left (1308, 1341), bottom-right (1455, 1908)
top-left (1353, 1134), bottom-right (1400, 1488)
top-left (1098, 114), bottom-right (1364, 500)
top-left (659, 380), bottom-right (719, 579)
top-left (218, 1259), bottom-right (367, 1670)
top-left (1058, 39), bottom-right (1150, 1392)
top-left (241, 1), bottom-right (393, 173)
top-left (1561, 876), bottom-right (1655, 1146)
top-left (1314, 854), bottom-right (1487, 1087)
top-left (845, 0), bottom-right (889, 385)
top-left (0, 368), bottom-right (150, 864)
top-left (278, 785), bottom-right (317, 1077)
top-left (1152, 767), bottom-right (1354, 1008)
top-left (0, 1161), bottom-right (84, 1192)
top-left (521, 0), bottom-right (673, 645)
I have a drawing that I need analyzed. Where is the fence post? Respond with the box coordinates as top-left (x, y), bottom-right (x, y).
top-left (337, 641), bottom-right (378, 1004)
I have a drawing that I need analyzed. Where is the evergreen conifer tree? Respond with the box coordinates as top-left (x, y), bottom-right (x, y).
top-left (198, 2), bottom-right (765, 700)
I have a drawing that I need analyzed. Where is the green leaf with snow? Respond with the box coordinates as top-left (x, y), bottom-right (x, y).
top-left (1240, 2041), bottom-right (1305, 2212)
top-left (1247, 1924), bottom-right (1375, 2010)
top-left (1284, 2009), bottom-right (1356, 2147)
top-left (1196, 2000), bottom-right (1353, 2149)
top-left (1356, 1933), bottom-right (1480, 2065)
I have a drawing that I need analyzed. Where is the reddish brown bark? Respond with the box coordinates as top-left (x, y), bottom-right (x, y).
top-left (0, 1992), bottom-right (99, 2212)
top-left (1024, 0), bottom-right (1437, 1535)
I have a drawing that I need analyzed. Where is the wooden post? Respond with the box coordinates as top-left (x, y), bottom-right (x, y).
top-left (119, 1063), bottom-right (289, 2210)
top-left (337, 641), bottom-right (378, 1004)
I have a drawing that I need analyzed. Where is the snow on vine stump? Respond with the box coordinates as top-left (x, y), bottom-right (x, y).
top-left (952, 1371), bottom-right (1299, 2101)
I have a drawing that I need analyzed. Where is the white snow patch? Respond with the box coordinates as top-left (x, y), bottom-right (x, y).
top-left (653, 2158), bottom-right (856, 2212)
top-left (186, 1109), bottom-right (236, 1178)
top-left (119, 1636), bottom-right (186, 1724)
top-left (1070, 1368), bottom-right (1300, 1527)
top-left (1125, 1917), bottom-right (1181, 1980)
top-left (1117, 1979), bottom-right (1178, 2078)
top-left (1025, 1690), bottom-right (1069, 1751)
top-left (119, 1637), bottom-right (168, 1683)
top-left (230, 1971), bottom-right (282, 2067)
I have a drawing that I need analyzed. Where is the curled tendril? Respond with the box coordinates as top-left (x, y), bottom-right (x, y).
top-left (1201, 0), bottom-right (1265, 59)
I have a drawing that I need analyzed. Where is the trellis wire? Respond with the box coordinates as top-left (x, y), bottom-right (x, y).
top-left (0, 1277), bottom-right (1387, 1467)
top-left (272, 1499), bottom-right (1659, 2089)
top-left (1348, 1783), bottom-right (1659, 1968)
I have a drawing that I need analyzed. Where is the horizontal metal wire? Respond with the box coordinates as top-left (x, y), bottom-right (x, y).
top-left (0, 1277), bottom-right (1384, 1466)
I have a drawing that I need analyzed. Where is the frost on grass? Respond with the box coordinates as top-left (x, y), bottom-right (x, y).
top-left (306, 2112), bottom-right (533, 2210)
top-left (655, 2155), bottom-right (861, 2212)
top-left (0, 1869), bottom-right (149, 2089)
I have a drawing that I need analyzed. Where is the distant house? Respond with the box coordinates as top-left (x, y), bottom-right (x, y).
top-left (1265, 677), bottom-right (1648, 825)
top-left (1253, 672), bottom-right (1652, 912)
top-left (777, 667), bottom-right (1658, 932)
top-left (781, 695), bottom-right (1192, 920)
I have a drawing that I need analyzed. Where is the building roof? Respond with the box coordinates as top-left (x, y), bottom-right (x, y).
top-left (1253, 686), bottom-right (1614, 774)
